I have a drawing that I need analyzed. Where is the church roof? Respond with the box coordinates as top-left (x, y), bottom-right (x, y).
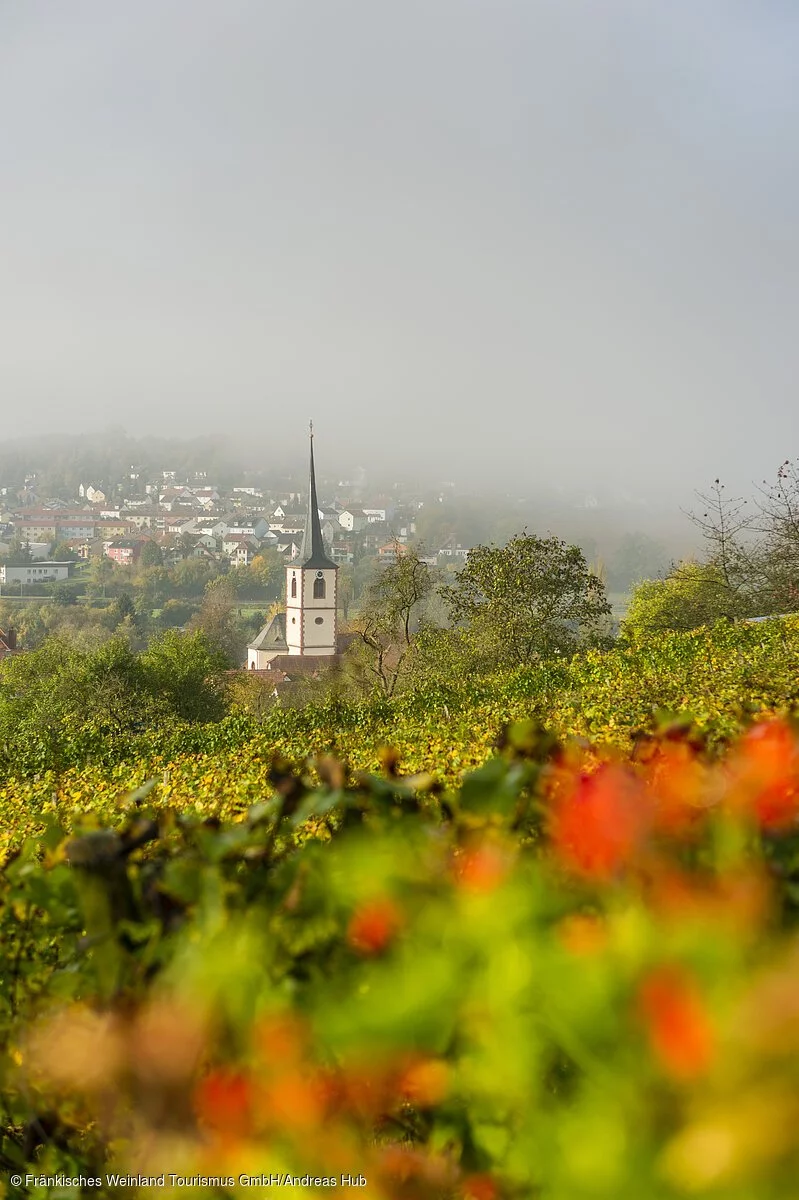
top-left (248, 611), bottom-right (288, 652)
top-left (300, 427), bottom-right (337, 570)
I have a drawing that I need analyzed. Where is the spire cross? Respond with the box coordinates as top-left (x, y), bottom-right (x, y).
top-left (309, 419), bottom-right (313, 441)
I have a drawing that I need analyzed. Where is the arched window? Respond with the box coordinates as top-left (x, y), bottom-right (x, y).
top-left (313, 576), bottom-right (326, 600)
top-left (290, 576), bottom-right (297, 598)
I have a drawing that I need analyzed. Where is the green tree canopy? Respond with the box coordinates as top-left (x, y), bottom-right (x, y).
top-left (139, 629), bottom-right (228, 722)
top-left (139, 540), bottom-right (163, 568)
top-left (622, 560), bottom-right (752, 639)
top-left (187, 575), bottom-right (242, 665)
top-left (441, 532), bottom-right (612, 668)
top-left (0, 628), bottom-right (230, 774)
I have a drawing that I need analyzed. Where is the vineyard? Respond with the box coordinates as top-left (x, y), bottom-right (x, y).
top-left (2, 617), bottom-right (799, 848)
top-left (1, 617), bottom-right (799, 1196)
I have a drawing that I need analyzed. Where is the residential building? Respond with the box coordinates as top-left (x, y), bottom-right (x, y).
top-left (378, 542), bottom-right (408, 563)
top-left (13, 520), bottom-right (57, 540)
top-left (0, 562), bottom-right (72, 584)
top-left (338, 508), bottom-right (368, 532)
top-left (105, 539), bottom-right (147, 566)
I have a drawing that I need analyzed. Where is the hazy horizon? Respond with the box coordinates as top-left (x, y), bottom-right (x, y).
top-left (2, 2), bottom-right (797, 499)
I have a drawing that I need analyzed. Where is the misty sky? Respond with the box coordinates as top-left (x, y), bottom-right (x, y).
top-left (1, 1), bottom-right (797, 497)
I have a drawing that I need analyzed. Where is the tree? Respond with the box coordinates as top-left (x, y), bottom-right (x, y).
top-left (87, 555), bottom-right (115, 599)
top-left (2, 537), bottom-right (33, 566)
top-left (51, 583), bottom-right (77, 607)
top-left (138, 566), bottom-right (174, 609)
top-left (139, 629), bottom-right (228, 722)
top-left (139, 540), bottom-right (163, 569)
top-left (685, 480), bottom-right (756, 606)
top-left (0, 635), bottom-right (149, 773)
top-left (158, 599), bottom-right (196, 628)
top-left (750, 460), bottom-right (799, 613)
top-left (622, 561), bottom-right (748, 639)
top-left (682, 469), bottom-right (799, 619)
top-left (441, 532), bottom-right (612, 669)
top-left (50, 540), bottom-right (78, 562)
top-left (350, 544), bottom-right (435, 696)
top-left (187, 576), bottom-right (242, 665)
top-left (173, 557), bottom-right (217, 597)
top-left (233, 551), bottom-right (282, 602)
top-left (112, 593), bottom-right (137, 627)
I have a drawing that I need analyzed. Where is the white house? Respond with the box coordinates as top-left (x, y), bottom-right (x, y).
top-left (226, 518), bottom-right (269, 539)
top-left (338, 509), bottom-right (367, 532)
top-left (223, 534), bottom-right (260, 560)
top-left (1, 562), bottom-right (72, 584)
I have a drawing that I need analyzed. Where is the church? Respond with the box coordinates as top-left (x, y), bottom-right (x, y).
top-left (246, 427), bottom-right (340, 672)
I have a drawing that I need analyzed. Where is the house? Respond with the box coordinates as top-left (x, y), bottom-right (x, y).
top-left (437, 537), bottom-right (468, 559)
top-left (330, 542), bottom-right (355, 565)
top-left (0, 562), bottom-right (72, 584)
top-left (362, 508), bottom-right (389, 523)
top-left (13, 520), bottom-right (57, 541)
top-left (120, 510), bottom-right (157, 530)
top-left (56, 521), bottom-right (96, 540)
top-left (188, 487), bottom-right (221, 506)
top-left (105, 538), bottom-right (147, 566)
top-left (270, 513), bottom-right (305, 534)
top-left (377, 542), bottom-right (408, 564)
top-left (94, 520), bottom-right (136, 538)
top-left (338, 508), bottom-right (368, 533)
top-left (159, 487), bottom-right (200, 511)
top-left (167, 517), bottom-right (199, 536)
top-left (223, 534), bottom-right (260, 566)
top-left (226, 517), bottom-right (270, 539)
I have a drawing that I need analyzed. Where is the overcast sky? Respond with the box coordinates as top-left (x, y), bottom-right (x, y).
top-left (1, 1), bottom-right (797, 497)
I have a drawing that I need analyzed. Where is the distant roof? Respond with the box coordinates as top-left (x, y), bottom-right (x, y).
top-left (248, 611), bottom-right (288, 652)
top-left (263, 654), bottom-right (339, 681)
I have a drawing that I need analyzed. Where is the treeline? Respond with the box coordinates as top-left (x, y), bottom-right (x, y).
top-left (0, 551), bottom-right (286, 660)
top-left (625, 464), bottom-right (799, 633)
top-left (0, 630), bottom-right (230, 776)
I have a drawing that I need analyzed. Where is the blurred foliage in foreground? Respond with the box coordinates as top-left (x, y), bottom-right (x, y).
top-left (3, 713), bottom-right (799, 1197)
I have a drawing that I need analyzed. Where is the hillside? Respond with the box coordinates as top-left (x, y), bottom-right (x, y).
top-left (1, 628), bottom-right (799, 1195)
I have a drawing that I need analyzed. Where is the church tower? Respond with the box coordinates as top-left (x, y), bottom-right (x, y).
top-left (285, 424), bottom-right (338, 656)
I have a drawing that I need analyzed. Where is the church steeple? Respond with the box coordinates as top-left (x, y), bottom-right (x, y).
top-left (284, 424), bottom-right (339, 658)
top-left (300, 421), bottom-right (336, 569)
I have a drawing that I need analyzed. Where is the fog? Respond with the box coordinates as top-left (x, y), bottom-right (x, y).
top-left (1, 1), bottom-right (797, 502)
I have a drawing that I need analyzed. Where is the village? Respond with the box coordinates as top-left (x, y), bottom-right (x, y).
top-left (0, 466), bottom-right (468, 582)
top-left (0, 433), bottom-right (478, 675)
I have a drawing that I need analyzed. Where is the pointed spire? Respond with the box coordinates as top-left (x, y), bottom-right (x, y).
top-left (300, 421), bottom-right (336, 569)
